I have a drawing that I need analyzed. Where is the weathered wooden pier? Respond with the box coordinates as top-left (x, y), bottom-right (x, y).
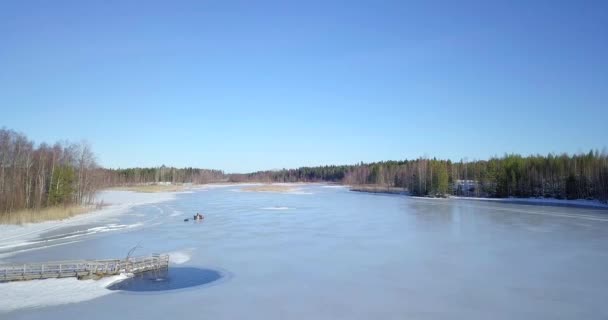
top-left (0, 254), bottom-right (169, 282)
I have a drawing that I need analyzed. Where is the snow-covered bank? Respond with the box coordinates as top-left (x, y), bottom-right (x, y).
top-left (195, 183), bottom-right (261, 189)
top-left (365, 191), bottom-right (608, 210)
top-left (320, 185), bottom-right (349, 188)
top-left (447, 196), bottom-right (608, 209)
top-left (95, 189), bottom-right (178, 206)
top-left (0, 190), bottom-right (181, 258)
top-left (0, 190), bottom-right (188, 313)
top-left (190, 182), bottom-right (321, 194)
top-left (0, 273), bottom-right (128, 312)
top-left (239, 183), bottom-right (316, 195)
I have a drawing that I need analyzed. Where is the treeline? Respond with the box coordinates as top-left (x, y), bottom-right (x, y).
top-left (2, 127), bottom-right (607, 217)
top-left (0, 128), bottom-right (226, 215)
top-left (231, 153), bottom-right (608, 202)
top-left (97, 166), bottom-right (225, 186)
top-left (344, 159), bottom-right (453, 197)
top-left (229, 165), bottom-right (351, 183)
top-left (0, 128), bottom-right (98, 214)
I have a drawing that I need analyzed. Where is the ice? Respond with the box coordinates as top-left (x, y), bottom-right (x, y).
top-left (0, 274), bottom-right (128, 312)
top-left (448, 196), bottom-right (608, 209)
top-left (167, 249), bottom-right (192, 265)
top-left (3, 186), bottom-right (608, 319)
top-left (0, 190), bottom-right (180, 263)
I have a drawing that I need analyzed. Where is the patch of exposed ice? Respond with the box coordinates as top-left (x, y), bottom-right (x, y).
top-left (260, 207), bottom-right (292, 210)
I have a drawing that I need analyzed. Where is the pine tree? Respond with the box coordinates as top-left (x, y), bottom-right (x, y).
top-left (49, 165), bottom-right (75, 206)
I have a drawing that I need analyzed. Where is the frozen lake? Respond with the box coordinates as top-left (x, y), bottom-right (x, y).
top-left (2, 185), bottom-right (608, 319)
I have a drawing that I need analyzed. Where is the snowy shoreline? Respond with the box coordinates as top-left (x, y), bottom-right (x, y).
top-left (0, 273), bottom-right (129, 312)
top-left (447, 196), bottom-right (608, 209)
top-left (0, 190), bottom-right (182, 254)
top-left (349, 186), bottom-right (608, 210)
top-left (409, 195), bottom-right (608, 210)
top-left (0, 183), bottom-right (292, 255)
top-left (0, 188), bottom-right (197, 314)
top-left (0, 182), bottom-right (316, 248)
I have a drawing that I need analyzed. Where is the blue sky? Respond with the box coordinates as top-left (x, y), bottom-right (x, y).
top-left (1, 1), bottom-right (607, 172)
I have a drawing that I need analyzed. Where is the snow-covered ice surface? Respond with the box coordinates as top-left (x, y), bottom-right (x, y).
top-left (448, 196), bottom-right (608, 209)
top-left (0, 274), bottom-right (128, 312)
top-left (0, 190), bottom-right (180, 262)
top-left (0, 190), bottom-right (187, 313)
top-left (3, 184), bottom-right (608, 319)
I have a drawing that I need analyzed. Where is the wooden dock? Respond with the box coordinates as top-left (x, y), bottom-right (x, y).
top-left (0, 254), bottom-right (169, 282)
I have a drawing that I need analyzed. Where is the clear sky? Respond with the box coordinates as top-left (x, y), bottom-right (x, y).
top-left (1, 1), bottom-right (607, 173)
